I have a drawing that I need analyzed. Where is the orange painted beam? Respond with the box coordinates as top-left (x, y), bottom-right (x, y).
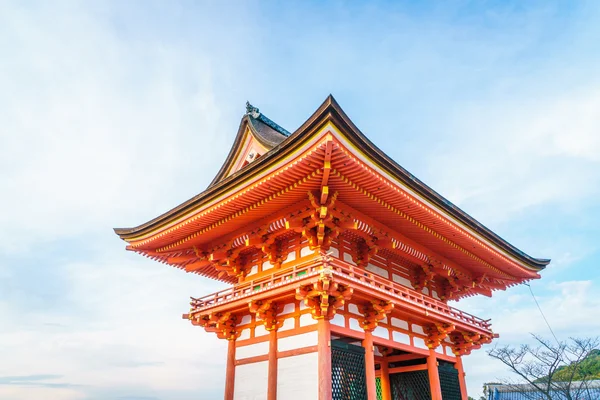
top-left (318, 319), bottom-right (332, 400)
top-left (363, 331), bottom-right (377, 400)
top-left (380, 357), bottom-right (392, 400)
top-left (388, 364), bottom-right (428, 374)
top-left (427, 348), bottom-right (443, 400)
top-left (267, 329), bottom-right (277, 400)
top-left (455, 356), bottom-right (468, 400)
top-left (224, 339), bottom-right (235, 400)
top-left (386, 353), bottom-right (427, 363)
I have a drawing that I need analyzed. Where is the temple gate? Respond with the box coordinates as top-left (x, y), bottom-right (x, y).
top-left (115, 96), bottom-right (549, 399)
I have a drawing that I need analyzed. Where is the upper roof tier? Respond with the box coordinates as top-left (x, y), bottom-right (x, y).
top-left (114, 95), bottom-right (549, 289)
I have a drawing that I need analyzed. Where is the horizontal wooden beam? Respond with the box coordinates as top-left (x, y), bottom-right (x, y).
top-left (386, 353), bottom-right (427, 363)
top-left (388, 364), bottom-right (428, 374)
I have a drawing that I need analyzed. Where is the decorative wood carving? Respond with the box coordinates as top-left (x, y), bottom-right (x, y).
top-left (359, 300), bottom-right (394, 331)
top-left (189, 312), bottom-right (240, 341)
top-left (295, 269), bottom-right (353, 320)
top-left (450, 331), bottom-right (492, 356)
top-left (423, 322), bottom-right (455, 349)
top-left (248, 300), bottom-right (282, 331)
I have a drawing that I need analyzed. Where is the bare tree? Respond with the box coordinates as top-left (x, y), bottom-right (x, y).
top-left (487, 336), bottom-right (600, 400)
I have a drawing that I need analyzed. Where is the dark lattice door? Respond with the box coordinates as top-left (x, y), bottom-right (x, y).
top-left (331, 340), bottom-right (367, 400)
top-left (390, 370), bottom-right (431, 400)
top-left (439, 362), bottom-right (461, 400)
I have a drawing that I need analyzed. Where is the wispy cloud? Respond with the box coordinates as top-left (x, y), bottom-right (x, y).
top-left (0, 374), bottom-right (82, 388)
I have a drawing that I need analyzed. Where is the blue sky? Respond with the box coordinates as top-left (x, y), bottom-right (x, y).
top-left (1, 1), bottom-right (600, 399)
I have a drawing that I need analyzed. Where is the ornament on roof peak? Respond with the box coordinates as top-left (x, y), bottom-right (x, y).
top-left (245, 101), bottom-right (261, 118)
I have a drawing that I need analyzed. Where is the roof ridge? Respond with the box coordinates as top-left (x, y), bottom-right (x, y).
top-left (246, 101), bottom-right (290, 137)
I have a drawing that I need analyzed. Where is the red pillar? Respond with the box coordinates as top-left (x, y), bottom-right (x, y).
top-left (267, 329), bottom-right (278, 400)
top-left (427, 348), bottom-right (443, 400)
top-left (318, 318), bottom-right (332, 400)
top-left (455, 355), bottom-right (468, 400)
top-left (380, 357), bottom-right (392, 400)
top-left (224, 339), bottom-right (236, 400)
top-left (363, 331), bottom-right (377, 400)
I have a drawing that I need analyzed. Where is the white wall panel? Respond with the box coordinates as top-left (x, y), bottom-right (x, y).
top-left (280, 303), bottom-right (295, 315)
top-left (299, 313), bottom-right (317, 327)
top-left (373, 326), bottom-right (389, 339)
top-left (278, 331), bottom-right (318, 352)
top-left (414, 337), bottom-right (428, 349)
top-left (234, 361), bottom-right (268, 400)
top-left (236, 341), bottom-right (269, 360)
top-left (331, 313), bottom-right (345, 327)
top-left (280, 317), bottom-right (295, 331)
top-left (277, 352), bottom-right (319, 400)
top-left (392, 331), bottom-right (411, 345)
top-left (366, 263), bottom-right (389, 279)
top-left (411, 324), bottom-right (425, 335)
top-left (300, 246), bottom-right (312, 257)
top-left (392, 274), bottom-right (413, 288)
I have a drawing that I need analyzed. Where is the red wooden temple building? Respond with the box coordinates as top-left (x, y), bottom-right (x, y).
top-left (114, 96), bottom-right (549, 400)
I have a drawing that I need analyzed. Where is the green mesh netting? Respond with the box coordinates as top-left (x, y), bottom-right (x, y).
top-left (331, 340), bottom-right (367, 400)
top-left (439, 362), bottom-right (461, 400)
top-left (390, 369), bottom-right (431, 400)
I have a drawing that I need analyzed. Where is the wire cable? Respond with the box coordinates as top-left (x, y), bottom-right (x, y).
top-left (525, 282), bottom-right (560, 344)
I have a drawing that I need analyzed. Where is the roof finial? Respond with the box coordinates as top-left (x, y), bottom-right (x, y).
top-left (246, 101), bottom-right (260, 118)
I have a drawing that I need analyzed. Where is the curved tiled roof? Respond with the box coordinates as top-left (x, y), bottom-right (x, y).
top-left (114, 95), bottom-right (550, 271)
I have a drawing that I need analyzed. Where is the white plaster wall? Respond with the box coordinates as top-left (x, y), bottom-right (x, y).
top-left (277, 352), bottom-right (319, 400)
top-left (236, 341), bottom-right (269, 360)
top-left (392, 273), bottom-right (413, 289)
top-left (412, 324), bottom-right (425, 335)
top-left (366, 263), bottom-right (389, 279)
top-left (391, 317), bottom-right (408, 330)
top-left (280, 303), bottom-right (295, 315)
top-left (329, 247), bottom-right (339, 258)
top-left (330, 313), bottom-right (345, 327)
top-left (279, 318), bottom-right (295, 331)
top-left (413, 337), bottom-right (428, 350)
top-left (392, 331), bottom-right (411, 345)
top-left (234, 361), bottom-right (268, 400)
top-left (299, 313), bottom-right (317, 327)
top-left (278, 331), bottom-right (318, 352)
top-left (255, 324), bottom-right (268, 337)
top-left (238, 328), bottom-right (251, 341)
top-left (373, 326), bottom-right (389, 339)
top-left (262, 261), bottom-right (273, 271)
top-left (300, 246), bottom-right (312, 257)
top-left (343, 252), bottom-right (356, 265)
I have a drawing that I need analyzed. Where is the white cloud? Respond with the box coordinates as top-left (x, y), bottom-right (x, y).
top-left (0, 249), bottom-right (227, 399)
top-left (0, 1), bottom-right (233, 253)
top-left (424, 85), bottom-right (600, 226)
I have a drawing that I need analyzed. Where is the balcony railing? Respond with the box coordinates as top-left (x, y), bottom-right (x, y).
top-left (189, 254), bottom-right (492, 331)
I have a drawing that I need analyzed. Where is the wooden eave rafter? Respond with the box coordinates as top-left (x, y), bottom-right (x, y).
top-left (114, 95), bottom-right (549, 283)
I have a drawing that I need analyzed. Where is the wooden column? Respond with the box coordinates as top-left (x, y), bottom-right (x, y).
top-left (380, 357), bottom-right (392, 400)
top-left (317, 318), bottom-right (332, 400)
top-left (427, 349), bottom-right (442, 400)
top-left (455, 356), bottom-right (468, 400)
top-left (224, 339), bottom-right (236, 400)
top-left (363, 331), bottom-right (377, 400)
top-left (267, 329), bottom-right (278, 400)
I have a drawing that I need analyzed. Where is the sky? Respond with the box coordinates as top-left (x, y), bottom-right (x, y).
top-left (1, 0), bottom-right (600, 398)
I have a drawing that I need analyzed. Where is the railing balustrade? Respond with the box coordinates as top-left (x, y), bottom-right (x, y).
top-left (189, 254), bottom-right (492, 331)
